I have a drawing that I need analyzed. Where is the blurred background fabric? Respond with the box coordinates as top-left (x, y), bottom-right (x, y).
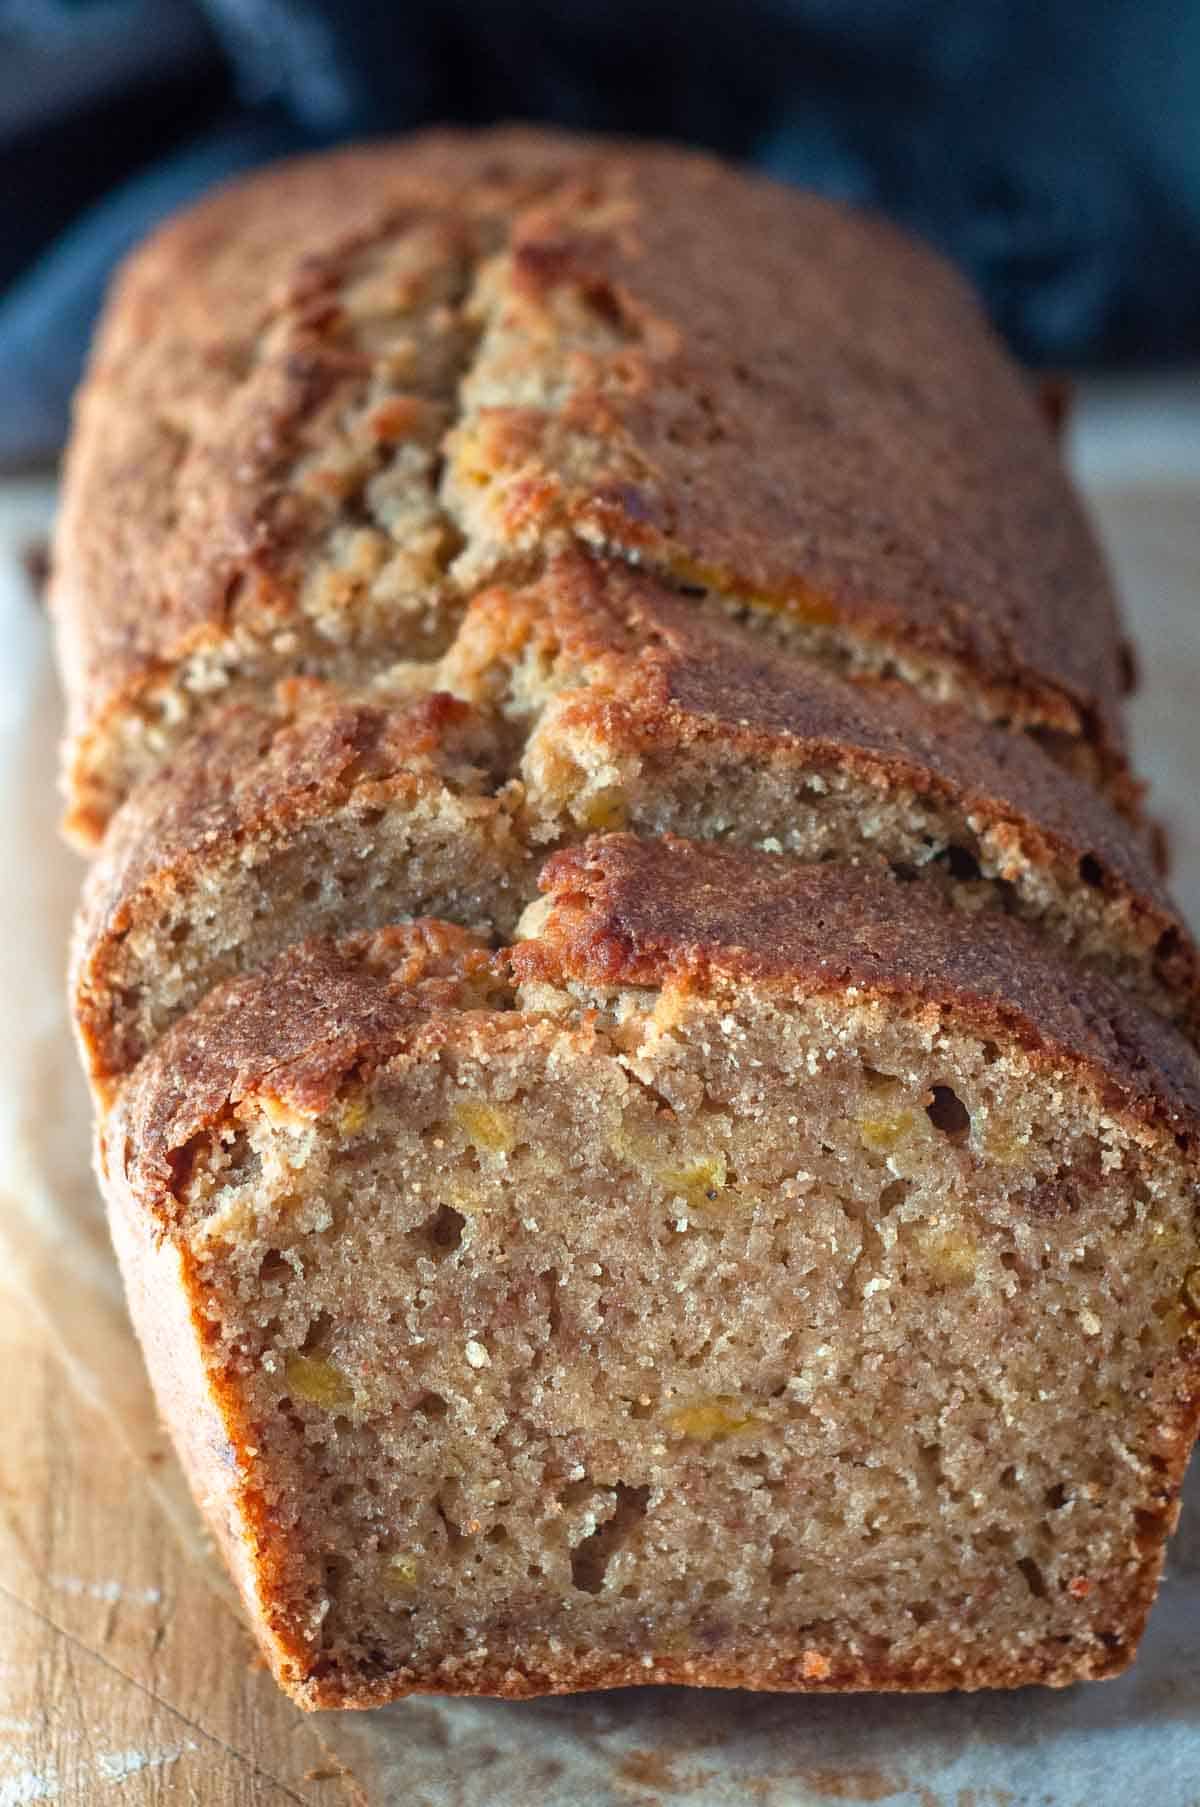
top-left (2, 0), bottom-right (1199, 467)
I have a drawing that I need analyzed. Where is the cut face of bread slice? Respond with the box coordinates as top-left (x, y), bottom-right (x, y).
top-left (442, 158), bottom-right (1130, 781)
top-left (440, 556), bottom-right (1196, 1036)
top-left (72, 681), bottom-right (528, 1098)
top-left (103, 841), bottom-right (1200, 1707)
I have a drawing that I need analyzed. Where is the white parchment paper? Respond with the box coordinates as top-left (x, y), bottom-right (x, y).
top-left (3, 393), bottom-right (1199, 1804)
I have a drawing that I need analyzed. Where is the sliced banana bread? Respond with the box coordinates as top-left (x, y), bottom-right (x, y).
top-left (55, 129), bottom-right (1199, 1712)
top-left (102, 841), bottom-right (1200, 1706)
top-left (73, 553), bottom-right (1195, 1103)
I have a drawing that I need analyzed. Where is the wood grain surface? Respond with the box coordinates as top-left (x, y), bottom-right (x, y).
top-left (0, 1276), bottom-right (360, 1805)
top-left (0, 452), bottom-right (1196, 1805)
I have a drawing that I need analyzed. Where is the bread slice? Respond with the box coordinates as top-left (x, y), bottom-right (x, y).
top-left (102, 838), bottom-right (1200, 1707)
top-left (444, 556), bottom-right (1194, 1032)
top-left (72, 552), bottom-right (1196, 1103)
top-left (54, 131), bottom-right (1132, 847)
top-left (72, 679), bottom-right (529, 1097)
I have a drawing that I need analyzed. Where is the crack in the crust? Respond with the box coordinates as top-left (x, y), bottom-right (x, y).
top-left (291, 223), bottom-right (492, 590)
top-left (91, 217), bottom-right (541, 842)
top-left (217, 223), bottom-right (522, 665)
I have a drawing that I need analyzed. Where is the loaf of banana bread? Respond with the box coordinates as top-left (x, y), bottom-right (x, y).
top-left (53, 127), bottom-right (1200, 1708)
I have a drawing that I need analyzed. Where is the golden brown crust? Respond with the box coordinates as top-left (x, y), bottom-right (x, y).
top-left (54, 127), bottom-right (1129, 844)
top-left (516, 835), bottom-right (1200, 1141)
top-left (104, 1182), bottom-right (316, 1692)
top-left (291, 1629), bottom-right (1137, 1706)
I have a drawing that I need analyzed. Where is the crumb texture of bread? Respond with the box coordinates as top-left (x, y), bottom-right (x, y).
top-left (55, 127), bottom-right (1200, 1711)
top-left (104, 870), bottom-right (1200, 1705)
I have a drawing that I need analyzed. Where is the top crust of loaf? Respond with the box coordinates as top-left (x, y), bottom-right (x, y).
top-left (53, 127), bottom-right (1129, 840)
top-left (446, 145), bottom-right (1127, 750)
top-left (514, 836), bottom-right (1200, 1140)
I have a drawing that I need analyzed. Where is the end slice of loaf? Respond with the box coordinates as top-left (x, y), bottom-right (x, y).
top-left (102, 838), bottom-right (1200, 1707)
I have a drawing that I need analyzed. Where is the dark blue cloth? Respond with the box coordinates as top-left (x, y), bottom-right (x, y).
top-left (2, 0), bottom-right (1199, 465)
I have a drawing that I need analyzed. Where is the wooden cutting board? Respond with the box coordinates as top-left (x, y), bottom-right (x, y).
top-left (0, 1280), bottom-right (357, 1804)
